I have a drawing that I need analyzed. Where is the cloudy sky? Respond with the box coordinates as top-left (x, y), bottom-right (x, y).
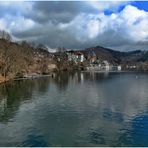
top-left (0, 1), bottom-right (148, 51)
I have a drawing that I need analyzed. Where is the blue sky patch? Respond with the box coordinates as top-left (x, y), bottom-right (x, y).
top-left (131, 1), bottom-right (148, 11)
top-left (104, 5), bottom-right (127, 16)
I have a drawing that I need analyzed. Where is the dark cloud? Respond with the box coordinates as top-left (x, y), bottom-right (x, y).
top-left (24, 1), bottom-right (98, 24)
top-left (0, 5), bottom-right (18, 18)
top-left (12, 23), bottom-right (148, 52)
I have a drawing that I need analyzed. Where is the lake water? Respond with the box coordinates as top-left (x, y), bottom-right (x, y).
top-left (0, 72), bottom-right (148, 147)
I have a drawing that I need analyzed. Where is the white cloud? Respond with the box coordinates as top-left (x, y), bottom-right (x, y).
top-left (0, 18), bottom-right (7, 30)
top-left (9, 17), bottom-right (35, 33)
top-left (65, 4), bottom-right (148, 49)
top-left (88, 1), bottom-right (129, 12)
top-left (120, 5), bottom-right (148, 42)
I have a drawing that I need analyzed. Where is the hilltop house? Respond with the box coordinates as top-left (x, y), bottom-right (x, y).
top-left (75, 52), bottom-right (84, 63)
top-left (67, 51), bottom-right (85, 63)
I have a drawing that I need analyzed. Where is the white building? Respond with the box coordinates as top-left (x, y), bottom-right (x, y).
top-left (67, 51), bottom-right (85, 63)
top-left (103, 60), bottom-right (110, 71)
top-left (117, 65), bottom-right (122, 71)
top-left (75, 52), bottom-right (84, 62)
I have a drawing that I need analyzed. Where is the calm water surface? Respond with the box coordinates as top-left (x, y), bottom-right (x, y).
top-left (0, 72), bottom-right (148, 146)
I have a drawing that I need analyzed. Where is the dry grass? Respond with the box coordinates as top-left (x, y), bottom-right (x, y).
top-left (0, 75), bottom-right (9, 84)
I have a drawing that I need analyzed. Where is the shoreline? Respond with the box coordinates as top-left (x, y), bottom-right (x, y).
top-left (0, 80), bottom-right (9, 85)
top-left (0, 75), bottom-right (9, 85)
top-left (1, 70), bottom-right (148, 85)
top-left (83, 70), bottom-right (148, 73)
top-left (14, 74), bottom-right (52, 81)
top-left (0, 74), bottom-right (53, 85)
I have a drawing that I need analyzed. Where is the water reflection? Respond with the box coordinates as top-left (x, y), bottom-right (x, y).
top-left (0, 72), bottom-right (148, 146)
top-left (0, 78), bottom-right (51, 122)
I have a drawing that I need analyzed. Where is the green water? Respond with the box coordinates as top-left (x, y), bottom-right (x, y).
top-left (0, 72), bottom-right (148, 146)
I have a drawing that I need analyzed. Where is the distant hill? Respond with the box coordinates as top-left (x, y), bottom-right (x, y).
top-left (81, 45), bottom-right (148, 64)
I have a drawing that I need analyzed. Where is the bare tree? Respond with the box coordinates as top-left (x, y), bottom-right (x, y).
top-left (0, 45), bottom-right (13, 78)
top-left (0, 40), bottom-right (30, 80)
top-left (56, 47), bottom-right (66, 53)
top-left (37, 43), bottom-right (48, 51)
top-left (0, 30), bottom-right (12, 41)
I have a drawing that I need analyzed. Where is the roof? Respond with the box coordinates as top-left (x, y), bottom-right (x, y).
top-left (75, 52), bottom-right (83, 55)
